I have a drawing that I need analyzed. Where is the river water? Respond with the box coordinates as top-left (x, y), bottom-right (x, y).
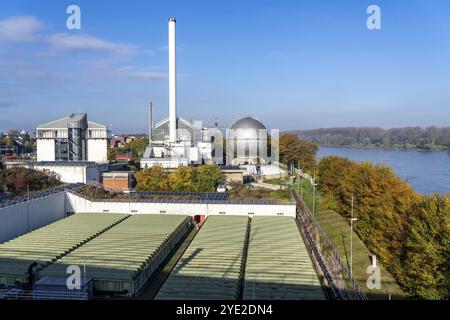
top-left (317, 146), bottom-right (450, 195)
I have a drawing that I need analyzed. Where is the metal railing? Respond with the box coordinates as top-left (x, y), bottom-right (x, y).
top-left (0, 183), bottom-right (85, 208)
top-left (292, 190), bottom-right (368, 300)
top-left (0, 288), bottom-right (89, 300)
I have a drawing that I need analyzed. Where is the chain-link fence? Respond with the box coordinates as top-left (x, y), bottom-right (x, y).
top-left (292, 190), bottom-right (368, 300)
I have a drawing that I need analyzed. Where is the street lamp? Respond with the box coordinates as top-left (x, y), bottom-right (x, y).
top-left (26, 184), bottom-right (30, 232)
top-left (312, 171), bottom-right (317, 216)
top-left (350, 217), bottom-right (358, 276)
top-left (297, 162), bottom-right (303, 200)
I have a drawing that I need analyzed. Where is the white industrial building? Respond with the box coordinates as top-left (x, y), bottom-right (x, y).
top-left (141, 17), bottom-right (218, 169)
top-left (36, 113), bottom-right (108, 163)
top-left (140, 17), bottom-right (273, 169)
top-left (19, 113), bottom-right (111, 184)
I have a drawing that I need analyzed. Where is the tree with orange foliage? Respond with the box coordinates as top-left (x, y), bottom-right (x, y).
top-left (279, 133), bottom-right (318, 173)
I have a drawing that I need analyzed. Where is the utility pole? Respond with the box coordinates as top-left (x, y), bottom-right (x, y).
top-left (350, 194), bottom-right (357, 277)
top-left (27, 184), bottom-right (30, 232)
top-left (350, 217), bottom-right (357, 276)
top-left (312, 170), bottom-right (316, 216)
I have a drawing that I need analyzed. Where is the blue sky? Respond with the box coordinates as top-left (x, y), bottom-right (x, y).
top-left (0, 0), bottom-right (450, 133)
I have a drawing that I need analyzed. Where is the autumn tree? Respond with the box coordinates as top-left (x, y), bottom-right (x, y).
top-left (279, 133), bottom-right (318, 173)
top-left (135, 164), bottom-right (223, 193)
top-left (107, 147), bottom-right (117, 162)
top-left (135, 165), bottom-right (170, 191)
top-left (169, 166), bottom-right (193, 192)
top-left (118, 136), bottom-right (149, 161)
top-left (316, 155), bottom-right (450, 299)
top-left (317, 156), bottom-right (357, 211)
top-left (191, 164), bottom-right (223, 192)
top-left (402, 194), bottom-right (450, 299)
top-left (0, 167), bottom-right (61, 196)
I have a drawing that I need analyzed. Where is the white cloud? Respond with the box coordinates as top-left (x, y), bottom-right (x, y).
top-left (0, 15), bottom-right (173, 83)
top-left (0, 16), bottom-right (44, 42)
top-left (0, 16), bottom-right (141, 56)
top-left (109, 66), bottom-right (167, 80)
top-left (47, 33), bottom-right (137, 55)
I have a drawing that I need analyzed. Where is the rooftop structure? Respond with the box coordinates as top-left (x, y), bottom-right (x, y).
top-left (36, 113), bottom-right (108, 163)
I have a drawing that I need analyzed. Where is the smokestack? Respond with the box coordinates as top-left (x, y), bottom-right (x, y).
top-left (148, 101), bottom-right (152, 147)
top-left (168, 17), bottom-right (177, 143)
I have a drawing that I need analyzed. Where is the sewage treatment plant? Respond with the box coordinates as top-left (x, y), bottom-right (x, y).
top-left (0, 183), bottom-right (332, 300)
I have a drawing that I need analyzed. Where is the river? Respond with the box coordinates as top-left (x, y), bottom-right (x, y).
top-left (317, 146), bottom-right (450, 195)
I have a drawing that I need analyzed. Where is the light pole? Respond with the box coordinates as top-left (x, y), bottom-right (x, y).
top-left (297, 162), bottom-right (302, 199)
top-left (312, 171), bottom-right (317, 216)
top-left (300, 176), bottom-right (303, 200)
top-left (350, 217), bottom-right (358, 276)
top-left (26, 184), bottom-right (30, 232)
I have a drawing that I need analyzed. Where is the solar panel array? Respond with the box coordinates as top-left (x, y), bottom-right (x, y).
top-left (219, 165), bottom-right (242, 171)
top-left (155, 216), bottom-right (249, 300)
top-left (32, 161), bottom-right (97, 167)
top-left (0, 183), bottom-right (84, 208)
top-left (0, 213), bottom-right (128, 286)
top-left (134, 191), bottom-right (229, 201)
top-left (243, 217), bottom-right (325, 300)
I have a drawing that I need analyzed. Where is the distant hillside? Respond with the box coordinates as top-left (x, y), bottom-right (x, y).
top-left (287, 126), bottom-right (450, 151)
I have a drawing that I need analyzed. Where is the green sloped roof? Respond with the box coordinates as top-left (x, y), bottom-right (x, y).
top-left (155, 216), bottom-right (249, 300)
top-left (40, 215), bottom-right (191, 283)
top-left (0, 213), bottom-right (128, 280)
top-left (243, 216), bottom-right (326, 300)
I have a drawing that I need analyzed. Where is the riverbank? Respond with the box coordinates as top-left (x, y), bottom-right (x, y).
top-left (315, 156), bottom-right (449, 299)
top-left (318, 146), bottom-right (450, 195)
top-left (318, 144), bottom-right (448, 152)
top-left (265, 178), bottom-right (406, 299)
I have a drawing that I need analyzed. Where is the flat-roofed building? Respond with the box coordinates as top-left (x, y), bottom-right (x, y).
top-left (101, 171), bottom-right (133, 191)
top-left (36, 113), bottom-right (109, 163)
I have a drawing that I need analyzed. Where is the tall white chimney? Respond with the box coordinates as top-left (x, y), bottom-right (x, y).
top-left (168, 17), bottom-right (177, 143)
top-left (148, 100), bottom-right (152, 147)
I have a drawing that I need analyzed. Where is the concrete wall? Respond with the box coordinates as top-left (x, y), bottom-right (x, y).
top-left (36, 139), bottom-right (55, 161)
top-left (66, 192), bottom-right (296, 217)
top-left (87, 139), bottom-right (107, 163)
top-left (26, 164), bottom-right (101, 184)
top-left (32, 165), bottom-right (88, 183)
top-left (0, 192), bottom-right (67, 244)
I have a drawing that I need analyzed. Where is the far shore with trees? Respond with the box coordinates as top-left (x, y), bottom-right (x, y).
top-left (288, 126), bottom-right (450, 151)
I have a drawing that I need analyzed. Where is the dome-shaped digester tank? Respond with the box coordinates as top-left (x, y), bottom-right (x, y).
top-left (228, 117), bottom-right (268, 165)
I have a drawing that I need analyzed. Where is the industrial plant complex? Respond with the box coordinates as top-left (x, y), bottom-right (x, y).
top-left (0, 17), bottom-right (355, 301)
top-left (3, 0), bottom-right (450, 311)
